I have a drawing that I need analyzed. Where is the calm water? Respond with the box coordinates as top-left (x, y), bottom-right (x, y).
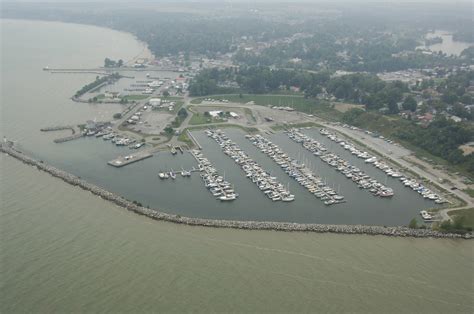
top-left (1, 19), bottom-right (473, 313)
top-left (419, 30), bottom-right (472, 56)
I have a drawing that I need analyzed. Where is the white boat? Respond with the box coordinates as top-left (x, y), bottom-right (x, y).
top-left (282, 195), bottom-right (295, 202)
top-left (420, 210), bottom-right (433, 221)
top-left (181, 170), bottom-right (191, 177)
top-left (219, 194), bottom-right (236, 201)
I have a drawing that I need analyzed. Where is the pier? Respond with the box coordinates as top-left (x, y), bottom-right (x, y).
top-left (186, 130), bottom-right (202, 150)
top-left (190, 149), bottom-right (238, 201)
top-left (107, 151), bottom-right (153, 167)
top-left (207, 130), bottom-right (293, 202)
top-left (247, 134), bottom-right (344, 205)
top-left (287, 129), bottom-right (393, 199)
top-left (318, 128), bottom-right (446, 203)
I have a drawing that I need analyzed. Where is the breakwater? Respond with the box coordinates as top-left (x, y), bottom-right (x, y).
top-left (40, 125), bottom-right (75, 133)
top-left (1, 142), bottom-right (471, 239)
top-left (53, 133), bottom-right (83, 143)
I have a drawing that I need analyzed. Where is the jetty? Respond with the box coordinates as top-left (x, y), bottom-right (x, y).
top-left (54, 133), bottom-right (83, 143)
top-left (1, 141), bottom-right (471, 239)
top-left (107, 151), bottom-right (153, 167)
top-left (40, 125), bottom-right (75, 133)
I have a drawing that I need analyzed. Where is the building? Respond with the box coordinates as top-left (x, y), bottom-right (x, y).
top-left (209, 110), bottom-right (223, 118)
top-left (104, 91), bottom-right (121, 99)
top-left (149, 98), bottom-right (161, 107)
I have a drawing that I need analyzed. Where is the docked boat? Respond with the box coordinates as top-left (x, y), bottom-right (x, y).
top-left (158, 172), bottom-right (169, 179)
top-left (181, 169), bottom-right (191, 177)
top-left (420, 210), bottom-right (434, 221)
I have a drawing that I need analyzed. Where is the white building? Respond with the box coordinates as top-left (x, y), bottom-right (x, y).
top-left (209, 110), bottom-right (222, 118)
top-left (149, 98), bottom-right (161, 107)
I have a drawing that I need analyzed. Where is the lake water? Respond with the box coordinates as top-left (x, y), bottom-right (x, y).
top-left (1, 19), bottom-right (473, 313)
top-left (418, 30), bottom-right (472, 56)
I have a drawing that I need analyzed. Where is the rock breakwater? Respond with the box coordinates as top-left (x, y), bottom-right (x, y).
top-left (1, 143), bottom-right (471, 239)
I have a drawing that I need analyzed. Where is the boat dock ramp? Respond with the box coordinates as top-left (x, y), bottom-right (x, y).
top-left (108, 151), bottom-right (153, 167)
top-left (168, 144), bottom-right (184, 155)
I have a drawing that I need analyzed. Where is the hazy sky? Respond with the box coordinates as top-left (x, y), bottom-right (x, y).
top-left (1, 0), bottom-right (471, 2)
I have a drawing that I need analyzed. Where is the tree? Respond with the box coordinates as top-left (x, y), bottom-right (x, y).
top-left (163, 90), bottom-right (170, 97)
top-left (164, 126), bottom-right (174, 135)
top-left (104, 58), bottom-right (116, 68)
top-left (402, 96), bottom-right (417, 112)
top-left (177, 108), bottom-right (188, 119)
top-left (387, 99), bottom-right (399, 114)
top-left (117, 59), bottom-right (124, 67)
top-left (113, 113), bottom-right (122, 119)
top-left (408, 218), bottom-right (418, 229)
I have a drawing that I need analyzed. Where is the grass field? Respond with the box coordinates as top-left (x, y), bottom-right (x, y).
top-left (189, 113), bottom-right (225, 125)
top-left (463, 188), bottom-right (474, 198)
top-left (448, 208), bottom-right (474, 229)
top-left (270, 121), bottom-right (323, 131)
top-left (191, 94), bottom-right (342, 121)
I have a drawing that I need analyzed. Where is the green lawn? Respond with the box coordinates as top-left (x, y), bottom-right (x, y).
top-left (177, 130), bottom-right (193, 147)
top-left (122, 94), bottom-right (150, 101)
top-left (188, 113), bottom-right (225, 125)
top-left (463, 189), bottom-right (474, 198)
top-left (271, 121), bottom-right (322, 131)
top-left (448, 208), bottom-right (474, 229)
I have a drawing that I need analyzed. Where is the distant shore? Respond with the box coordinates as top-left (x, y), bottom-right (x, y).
top-left (1, 142), bottom-right (471, 239)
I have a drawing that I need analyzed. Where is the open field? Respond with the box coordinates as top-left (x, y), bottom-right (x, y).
top-left (191, 94), bottom-right (342, 121)
top-left (122, 94), bottom-right (150, 101)
top-left (448, 208), bottom-right (474, 229)
top-left (333, 102), bottom-right (365, 113)
top-left (188, 113), bottom-right (225, 125)
top-left (463, 188), bottom-right (474, 198)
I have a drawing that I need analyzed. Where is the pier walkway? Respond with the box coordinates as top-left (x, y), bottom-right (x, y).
top-left (107, 151), bottom-right (153, 167)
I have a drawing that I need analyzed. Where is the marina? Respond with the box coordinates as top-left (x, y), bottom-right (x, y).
top-left (190, 150), bottom-right (238, 201)
top-left (318, 128), bottom-right (446, 203)
top-left (206, 129), bottom-right (293, 202)
top-left (15, 126), bottom-right (444, 226)
top-left (246, 134), bottom-right (343, 205)
top-left (287, 129), bottom-right (394, 198)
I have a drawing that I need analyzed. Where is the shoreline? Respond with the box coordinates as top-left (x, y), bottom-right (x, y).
top-left (1, 142), bottom-right (471, 239)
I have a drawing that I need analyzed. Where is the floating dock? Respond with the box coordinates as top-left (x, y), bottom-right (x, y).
top-left (107, 151), bottom-right (153, 167)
